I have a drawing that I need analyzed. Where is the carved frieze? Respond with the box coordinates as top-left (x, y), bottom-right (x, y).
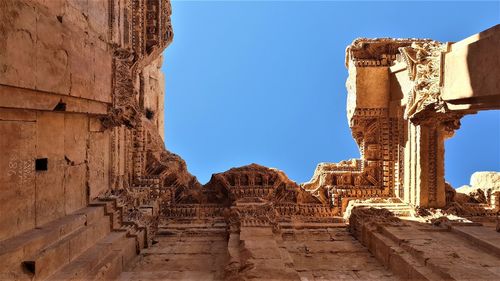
top-left (160, 164), bottom-right (339, 232)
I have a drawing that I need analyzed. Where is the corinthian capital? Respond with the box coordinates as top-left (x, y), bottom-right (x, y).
top-left (399, 41), bottom-right (449, 122)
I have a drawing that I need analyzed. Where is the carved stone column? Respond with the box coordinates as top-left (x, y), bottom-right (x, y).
top-left (404, 121), bottom-right (444, 207)
top-left (337, 38), bottom-right (469, 210)
top-left (399, 41), bottom-right (462, 208)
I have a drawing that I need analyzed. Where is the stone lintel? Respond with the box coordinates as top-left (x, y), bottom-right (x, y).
top-left (443, 24), bottom-right (500, 111)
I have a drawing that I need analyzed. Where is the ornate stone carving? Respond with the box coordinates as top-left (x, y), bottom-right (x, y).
top-left (346, 38), bottom-right (432, 67)
top-left (302, 106), bottom-right (393, 210)
top-left (308, 37), bottom-right (473, 211)
top-left (227, 202), bottom-right (279, 230)
top-left (98, 0), bottom-right (195, 242)
top-left (399, 41), bottom-right (448, 121)
top-left (160, 164), bottom-right (339, 234)
top-left (102, 48), bottom-right (140, 129)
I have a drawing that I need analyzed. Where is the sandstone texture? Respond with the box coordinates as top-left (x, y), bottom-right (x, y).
top-left (457, 172), bottom-right (500, 196)
top-left (470, 172), bottom-right (500, 189)
top-left (0, 1), bottom-right (499, 280)
top-left (455, 171), bottom-right (500, 210)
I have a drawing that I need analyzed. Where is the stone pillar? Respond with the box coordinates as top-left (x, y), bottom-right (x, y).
top-left (224, 203), bottom-right (301, 280)
top-left (404, 121), bottom-right (446, 208)
top-left (225, 231), bottom-right (241, 277)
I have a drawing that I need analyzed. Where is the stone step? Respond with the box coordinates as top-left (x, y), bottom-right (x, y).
top-left (47, 231), bottom-right (137, 281)
top-left (90, 200), bottom-right (123, 230)
top-left (117, 270), bottom-right (218, 281)
top-left (122, 221), bottom-right (148, 248)
top-left (22, 215), bottom-right (112, 281)
top-left (451, 225), bottom-right (500, 258)
top-left (85, 234), bottom-right (137, 281)
top-left (0, 206), bottom-right (106, 280)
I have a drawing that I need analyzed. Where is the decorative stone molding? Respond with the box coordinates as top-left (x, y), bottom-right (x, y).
top-left (102, 48), bottom-right (140, 129)
top-left (399, 41), bottom-right (449, 121)
top-left (346, 38), bottom-right (432, 67)
top-left (159, 164), bottom-right (339, 234)
top-left (98, 0), bottom-right (196, 243)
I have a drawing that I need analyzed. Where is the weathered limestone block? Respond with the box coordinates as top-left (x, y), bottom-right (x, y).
top-left (0, 119), bottom-right (36, 241)
top-left (0, 0), bottom-right (37, 89)
top-left (88, 131), bottom-right (110, 200)
top-left (471, 172), bottom-right (500, 190)
top-left (346, 65), bottom-right (390, 124)
top-left (35, 8), bottom-right (71, 95)
top-left (350, 206), bottom-right (500, 280)
top-left (142, 56), bottom-right (166, 140)
top-left (224, 227), bottom-right (300, 281)
top-left (64, 114), bottom-right (88, 166)
top-left (456, 171), bottom-right (500, 207)
top-left (35, 112), bottom-right (65, 227)
top-left (92, 41), bottom-right (113, 103)
top-left (0, 0), bottom-right (114, 108)
top-left (443, 25), bottom-right (500, 110)
top-left (63, 164), bottom-right (87, 214)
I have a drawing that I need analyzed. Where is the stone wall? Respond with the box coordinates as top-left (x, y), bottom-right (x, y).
top-left (0, 0), bottom-right (112, 102)
top-left (0, 109), bottom-right (111, 241)
top-left (0, 0), bottom-right (176, 242)
top-left (0, 0), bottom-right (113, 241)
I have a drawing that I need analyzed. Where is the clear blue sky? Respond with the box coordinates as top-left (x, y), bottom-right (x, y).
top-left (162, 0), bottom-right (500, 187)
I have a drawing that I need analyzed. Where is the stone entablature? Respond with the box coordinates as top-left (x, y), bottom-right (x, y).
top-left (304, 28), bottom-right (500, 210)
top-left (159, 164), bottom-right (340, 233)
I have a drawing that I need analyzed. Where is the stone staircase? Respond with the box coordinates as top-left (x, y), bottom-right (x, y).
top-left (0, 199), bottom-right (146, 281)
top-left (350, 207), bottom-right (500, 280)
top-left (118, 221), bottom-right (229, 281)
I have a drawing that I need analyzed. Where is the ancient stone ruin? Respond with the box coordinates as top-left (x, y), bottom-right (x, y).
top-left (0, 0), bottom-right (499, 280)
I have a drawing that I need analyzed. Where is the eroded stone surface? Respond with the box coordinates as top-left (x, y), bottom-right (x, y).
top-left (457, 172), bottom-right (500, 206)
top-left (350, 207), bottom-right (500, 280)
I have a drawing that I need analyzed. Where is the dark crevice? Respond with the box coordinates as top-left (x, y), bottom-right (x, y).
top-left (53, 100), bottom-right (67, 111)
top-left (35, 158), bottom-right (48, 171)
top-left (22, 261), bottom-right (35, 275)
top-left (145, 108), bottom-right (155, 120)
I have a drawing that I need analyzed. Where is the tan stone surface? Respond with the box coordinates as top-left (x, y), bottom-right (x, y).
top-left (0, 119), bottom-right (36, 241)
top-left (443, 25), bottom-right (500, 110)
top-left (1, 1), bottom-right (499, 280)
top-left (0, 2), bottom-right (176, 279)
top-left (470, 171), bottom-right (500, 190)
top-left (306, 26), bottom-right (499, 211)
top-left (350, 207), bottom-right (500, 280)
top-left (119, 227), bottom-right (228, 281)
top-left (0, 0), bottom-right (112, 100)
top-left (456, 171), bottom-right (500, 208)
top-left (35, 112), bottom-right (66, 227)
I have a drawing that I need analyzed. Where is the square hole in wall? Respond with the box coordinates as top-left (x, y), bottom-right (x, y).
top-left (35, 158), bottom-right (48, 171)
